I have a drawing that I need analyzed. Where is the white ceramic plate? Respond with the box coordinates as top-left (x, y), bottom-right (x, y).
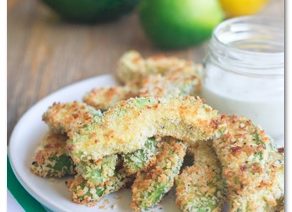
top-left (9, 75), bottom-right (180, 212)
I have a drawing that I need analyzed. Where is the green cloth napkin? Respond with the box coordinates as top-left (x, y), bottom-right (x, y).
top-left (7, 157), bottom-right (47, 212)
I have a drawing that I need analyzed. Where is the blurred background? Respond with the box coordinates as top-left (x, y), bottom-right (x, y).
top-left (8, 0), bottom-right (284, 137)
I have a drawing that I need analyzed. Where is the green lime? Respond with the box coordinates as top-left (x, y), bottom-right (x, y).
top-left (139, 0), bottom-right (224, 49)
top-left (42, 0), bottom-right (140, 23)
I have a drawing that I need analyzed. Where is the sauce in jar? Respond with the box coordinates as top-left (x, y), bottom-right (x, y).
top-left (202, 16), bottom-right (284, 145)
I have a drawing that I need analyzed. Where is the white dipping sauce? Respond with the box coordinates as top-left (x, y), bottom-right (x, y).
top-left (202, 16), bottom-right (284, 146)
top-left (202, 65), bottom-right (284, 143)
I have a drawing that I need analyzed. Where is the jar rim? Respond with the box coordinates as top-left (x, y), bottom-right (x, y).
top-left (210, 16), bottom-right (284, 77)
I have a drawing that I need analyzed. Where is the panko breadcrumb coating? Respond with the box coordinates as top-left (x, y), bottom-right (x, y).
top-left (43, 102), bottom-right (103, 134)
top-left (122, 137), bottom-right (159, 175)
top-left (231, 150), bottom-right (284, 212)
top-left (139, 64), bottom-right (201, 98)
top-left (116, 51), bottom-right (146, 86)
top-left (116, 51), bottom-right (201, 90)
top-left (43, 103), bottom-right (119, 183)
top-left (213, 115), bottom-right (284, 211)
top-left (83, 86), bottom-right (136, 110)
top-left (175, 142), bottom-right (225, 212)
top-left (131, 138), bottom-right (187, 211)
top-left (86, 51), bottom-right (201, 107)
top-left (43, 102), bottom-right (162, 176)
top-left (31, 132), bottom-right (75, 177)
top-left (75, 155), bottom-right (118, 184)
top-left (66, 96), bottom-right (218, 162)
top-left (66, 172), bottom-right (132, 206)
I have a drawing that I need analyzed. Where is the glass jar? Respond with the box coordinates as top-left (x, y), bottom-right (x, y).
top-left (202, 16), bottom-right (284, 145)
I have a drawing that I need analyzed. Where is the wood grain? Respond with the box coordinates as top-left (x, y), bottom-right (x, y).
top-left (8, 0), bottom-right (284, 138)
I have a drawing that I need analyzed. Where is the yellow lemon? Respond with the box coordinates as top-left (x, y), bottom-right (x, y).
top-left (219, 0), bottom-right (268, 17)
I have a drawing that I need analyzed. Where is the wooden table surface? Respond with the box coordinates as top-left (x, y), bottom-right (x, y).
top-left (8, 0), bottom-right (284, 138)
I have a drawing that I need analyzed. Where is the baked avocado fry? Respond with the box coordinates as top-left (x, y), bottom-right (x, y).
top-left (43, 101), bottom-right (103, 134)
top-left (122, 137), bottom-right (159, 175)
top-left (131, 138), bottom-right (187, 211)
top-left (31, 132), bottom-right (75, 178)
top-left (175, 142), bottom-right (225, 212)
top-left (66, 172), bottom-right (131, 206)
top-left (42, 102), bottom-right (161, 181)
top-left (137, 52), bottom-right (202, 98)
top-left (66, 96), bottom-right (218, 162)
top-left (116, 51), bottom-right (199, 88)
top-left (213, 115), bottom-right (284, 211)
top-left (42, 102), bottom-right (120, 183)
top-left (138, 64), bottom-right (201, 98)
top-left (83, 86), bottom-right (136, 111)
top-left (42, 101), bottom-right (162, 177)
top-left (75, 155), bottom-right (118, 185)
top-left (229, 149), bottom-right (284, 212)
top-left (116, 51), bottom-right (146, 85)
top-left (85, 52), bottom-right (201, 106)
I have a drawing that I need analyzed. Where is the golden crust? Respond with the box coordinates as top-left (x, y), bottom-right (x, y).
top-left (75, 155), bottom-right (118, 184)
top-left (66, 173), bottom-right (131, 206)
top-left (230, 150), bottom-right (284, 211)
top-left (175, 142), bottom-right (225, 212)
top-left (139, 64), bottom-right (201, 98)
top-left (213, 115), bottom-right (284, 211)
top-left (83, 86), bottom-right (136, 110)
top-left (213, 115), bottom-right (272, 192)
top-left (42, 102), bottom-right (102, 134)
top-left (33, 132), bottom-right (68, 163)
top-left (122, 137), bottom-right (159, 175)
top-left (116, 51), bottom-right (146, 86)
top-left (116, 51), bottom-right (201, 91)
top-left (67, 96), bottom-right (218, 162)
top-left (31, 132), bottom-right (75, 177)
top-left (131, 138), bottom-right (187, 211)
